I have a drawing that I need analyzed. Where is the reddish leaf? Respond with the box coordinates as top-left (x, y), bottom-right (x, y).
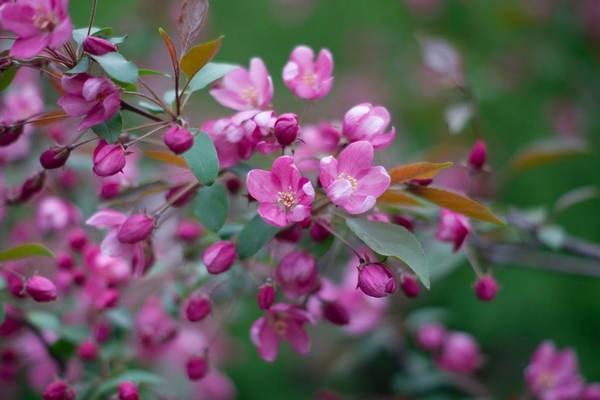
top-left (510, 139), bottom-right (588, 172)
top-left (180, 36), bottom-right (223, 80)
top-left (144, 150), bottom-right (188, 168)
top-left (388, 161), bottom-right (453, 184)
top-left (178, 0), bottom-right (209, 54)
top-left (159, 27), bottom-right (179, 76)
top-left (378, 190), bottom-right (422, 206)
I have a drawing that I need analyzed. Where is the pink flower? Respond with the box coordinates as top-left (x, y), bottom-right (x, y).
top-left (210, 58), bottom-right (273, 110)
top-left (202, 241), bottom-right (237, 274)
top-left (247, 156), bottom-right (315, 227)
top-left (525, 341), bottom-right (584, 400)
top-left (283, 45), bottom-right (333, 100)
top-left (342, 103), bottom-right (396, 149)
top-left (436, 209), bottom-right (471, 251)
top-left (250, 303), bottom-right (313, 362)
top-left (58, 73), bottom-right (121, 131)
top-left (436, 332), bottom-right (481, 374)
top-left (319, 141), bottom-right (390, 214)
top-left (118, 381), bottom-right (139, 400)
top-left (0, 0), bottom-right (72, 59)
top-left (276, 251), bottom-right (319, 299)
top-left (36, 196), bottom-right (79, 232)
top-left (135, 296), bottom-right (178, 352)
top-left (416, 323), bottom-right (446, 352)
top-left (83, 35), bottom-right (117, 56)
top-left (92, 140), bottom-right (127, 177)
top-left (357, 263), bottom-right (397, 298)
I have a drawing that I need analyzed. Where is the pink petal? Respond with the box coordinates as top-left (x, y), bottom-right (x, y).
top-left (315, 48), bottom-right (334, 79)
top-left (57, 95), bottom-right (95, 117)
top-left (249, 57), bottom-right (273, 107)
top-left (338, 141), bottom-right (374, 176)
top-left (0, 4), bottom-right (38, 37)
top-left (100, 230), bottom-right (130, 258)
top-left (318, 156), bottom-right (338, 188)
top-left (343, 194), bottom-right (376, 215)
top-left (289, 45), bottom-right (315, 73)
top-left (271, 156), bottom-right (298, 190)
top-left (48, 17), bottom-right (72, 48)
top-left (251, 318), bottom-right (280, 362)
top-left (371, 128), bottom-right (396, 149)
top-left (328, 179), bottom-right (354, 204)
top-left (10, 35), bottom-right (49, 59)
top-left (86, 209), bottom-right (127, 228)
top-left (282, 61), bottom-right (300, 83)
top-left (209, 88), bottom-right (249, 111)
top-left (285, 321), bottom-right (310, 355)
top-left (356, 166), bottom-right (391, 198)
top-left (246, 170), bottom-right (280, 203)
top-left (222, 67), bottom-right (252, 94)
top-left (258, 203), bottom-right (288, 227)
top-left (288, 204), bottom-right (310, 222)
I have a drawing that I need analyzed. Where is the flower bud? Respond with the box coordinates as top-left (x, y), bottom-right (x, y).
top-left (83, 35), bottom-right (118, 56)
top-left (322, 301), bottom-right (350, 326)
top-left (276, 251), bottom-right (319, 299)
top-left (357, 263), bottom-right (397, 298)
top-left (275, 224), bottom-right (302, 243)
top-left (257, 283), bottom-right (275, 310)
top-left (436, 332), bottom-right (480, 374)
top-left (436, 209), bottom-right (471, 252)
top-left (225, 176), bottom-right (241, 194)
top-left (175, 219), bottom-right (203, 243)
top-left (185, 295), bottom-right (212, 322)
top-left (0, 305), bottom-right (23, 337)
top-left (68, 228), bottom-right (88, 251)
top-left (310, 220), bottom-right (331, 242)
top-left (468, 139), bottom-right (487, 170)
top-left (0, 123), bottom-right (23, 147)
top-left (117, 214), bottom-right (155, 244)
top-left (94, 321), bottom-right (112, 343)
top-left (165, 184), bottom-right (197, 207)
top-left (7, 171), bottom-right (46, 204)
top-left (43, 380), bottom-right (76, 400)
top-left (582, 384), bottom-right (600, 400)
top-left (163, 124), bottom-right (194, 154)
top-left (3, 271), bottom-right (25, 298)
top-left (95, 288), bottom-right (119, 310)
top-left (392, 215), bottom-right (415, 231)
top-left (100, 181), bottom-right (121, 199)
top-left (400, 274), bottom-right (421, 298)
top-left (186, 355), bottom-right (209, 381)
top-left (93, 140), bottom-right (126, 177)
top-left (40, 147), bottom-right (70, 169)
top-left (118, 381), bottom-right (139, 400)
top-left (77, 340), bottom-right (98, 361)
top-left (26, 275), bottom-right (57, 302)
top-left (474, 275), bottom-right (499, 302)
top-left (56, 252), bottom-right (74, 270)
top-left (416, 323), bottom-right (446, 352)
top-left (202, 241), bottom-right (237, 274)
top-left (274, 113), bottom-right (299, 147)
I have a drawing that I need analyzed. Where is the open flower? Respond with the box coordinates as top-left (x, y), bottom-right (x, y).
top-left (247, 156), bottom-right (315, 227)
top-left (276, 251), bottom-right (319, 299)
top-left (319, 141), bottom-right (390, 214)
top-left (342, 103), bottom-right (396, 149)
top-left (210, 58), bottom-right (273, 111)
top-left (250, 303), bottom-right (313, 362)
top-left (58, 73), bottom-right (121, 131)
top-left (525, 341), bottom-right (584, 400)
top-left (282, 45), bottom-right (333, 100)
top-left (0, 0), bottom-right (72, 59)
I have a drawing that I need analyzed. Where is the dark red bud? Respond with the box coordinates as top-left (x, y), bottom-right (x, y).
top-left (257, 283), bottom-right (275, 310)
top-left (40, 147), bottom-right (70, 169)
top-left (185, 295), bottom-right (212, 322)
top-left (186, 355), bottom-right (209, 381)
top-left (400, 274), bottom-right (421, 298)
top-left (474, 275), bottom-right (499, 302)
top-left (468, 139), bottom-right (487, 170)
top-left (274, 113), bottom-right (299, 147)
top-left (0, 123), bottom-right (23, 147)
top-left (322, 301), bottom-right (350, 326)
top-left (83, 35), bottom-right (118, 56)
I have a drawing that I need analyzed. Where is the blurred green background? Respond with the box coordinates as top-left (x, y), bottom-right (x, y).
top-left (67, 0), bottom-right (600, 398)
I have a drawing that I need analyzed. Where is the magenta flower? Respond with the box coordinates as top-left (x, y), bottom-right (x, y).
top-left (436, 332), bottom-right (481, 374)
top-left (342, 103), bottom-right (396, 149)
top-left (210, 58), bottom-right (273, 111)
top-left (275, 251), bottom-right (320, 299)
top-left (319, 141), bottom-right (390, 214)
top-left (525, 341), bottom-right (584, 400)
top-left (416, 323), bottom-right (446, 352)
top-left (0, 0), bottom-right (72, 59)
top-left (282, 45), bottom-right (334, 100)
top-left (436, 209), bottom-right (471, 251)
top-left (250, 303), bottom-right (313, 362)
top-left (58, 73), bottom-right (121, 131)
top-left (247, 156), bottom-right (315, 227)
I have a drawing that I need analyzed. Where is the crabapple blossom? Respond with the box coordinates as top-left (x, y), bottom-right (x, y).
top-left (275, 251), bottom-right (320, 299)
top-left (342, 103), bottom-right (396, 149)
top-left (210, 58), bottom-right (273, 110)
top-left (163, 124), bottom-right (194, 154)
top-left (283, 45), bottom-right (334, 100)
top-left (202, 241), bottom-right (237, 274)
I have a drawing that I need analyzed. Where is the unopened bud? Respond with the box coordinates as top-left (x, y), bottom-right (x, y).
top-left (77, 340), bottom-right (98, 361)
top-left (83, 35), bottom-right (118, 56)
top-left (274, 113), bottom-right (299, 147)
top-left (43, 380), bottom-right (76, 400)
top-left (118, 381), bottom-right (139, 400)
top-left (185, 295), bottom-right (212, 322)
top-left (163, 124), bottom-right (194, 154)
top-left (400, 274), bottom-right (421, 298)
top-left (468, 139), bottom-right (487, 170)
top-left (40, 147), bottom-right (70, 169)
top-left (186, 355), bottom-right (209, 381)
top-left (0, 123), bottom-right (23, 147)
top-left (322, 301), bottom-right (350, 326)
top-left (202, 241), bottom-right (237, 274)
top-left (474, 275), bottom-right (499, 302)
top-left (26, 275), bottom-right (57, 302)
top-left (357, 263), bottom-right (397, 298)
top-left (257, 283), bottom-right (275, 310)
top-left (93, 140), bottom-right (126, 177)
top-left (117, 214), bottom-right (155, 244)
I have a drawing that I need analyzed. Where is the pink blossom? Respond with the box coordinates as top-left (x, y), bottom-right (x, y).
top-left (275, 251), bottom-right (319, 299)
top-left (357, 263), bottom-right (397, 298)
top-left (436, 209), bottom-right (471, 251)
top-left (416, 323), bottom-right (446, 352)
top-left (319, 141), bottom-right (390, 214)
top-left (293, 122), bottom-right (341, 172)
top-left (274, 113), bottom-right (300, 147)
top-left (0, 0), bottom-right (72, 59)
top-left (525, 341), bottom-right (584, 400)
top-left (247, 156), bottom-right (315, 227)
top-left (283, 45), bottom-right (333, 100)
top-left (436, 332), bottom-right (481, 374)
top-left (342, 103), bottom-right (396, 149)
top-left (135, 296), bottom-right (178, 353)
top-left (210, 58), bottom-right (273, 110)
top-left (581, 384), bottom-right (600, 400)
top-left (117, 213), bottom-right (155, 244)
top-left (250, 303), bottom-right (313, 362)
top-left (202, 241), bottom-right (237, 274)
top-left (36, 196), bottom-right (79, 232)
top-left (58, 73), bottom-right (121, 131)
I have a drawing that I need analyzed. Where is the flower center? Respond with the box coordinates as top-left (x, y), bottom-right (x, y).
top-left (241, 86), bottom-right (258, 105)
top-left (33, 9), bottom-right (58, 31)
top-left (338, 173), bottom-right (358, 190)
top-left (277, 191), bottom-right (297, 209)
top-left (537, 372), bottom-right (555, 389)
top-left (273, 319), bottom-right (287, 336)
top-left (302, 73), bottom-right (317, 87)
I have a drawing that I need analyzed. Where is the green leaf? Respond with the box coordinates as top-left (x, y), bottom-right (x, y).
top-left (66, 57), bottom-right (90, 74)
top-left (0, 303), bottom-right (4, 325)
top-left (0, 65), bottom-right (18, 92)
top-left (92, 370), bottom-right (162, 400)
top-left (109, 35), bottom-right (127, 45)
top-left (28, 310), bottom-right (61, 332)
top-left (193, 183), bottom-right (228, 232)
top-left (183, 131), bottom-right (219, 185)
top-left (346, 219), bottom-right (430, 288)
top-left (139, 68), bottom-right (170, 77)
top-left (91, 52), bottom-right (139, 84)
top-left (537, 225), bottom-right (565, 250)
top-left (91, 112), bottom-right (122, 143)
top-left (73, 27), bottom-right (113, 46)
top-left (237, 214), bottom-right (280, 259)
top-left (187, 62), bottom-right (238, 93)
top-left (0, 243), bottom-right (54, 262)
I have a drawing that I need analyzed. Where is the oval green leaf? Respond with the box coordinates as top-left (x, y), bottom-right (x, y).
top-left (346, 218), bottom-right (430, 288)
top-left (193, 183), bottom-right (228, 232)
top-left (183, 131), bottom-right (219, 185)
top-left (91, 112), bottom-right (122, 143)
top-left (187, 62), bottom-right (238, 93)
top-left (237, 214), bottom-right (280, 259)
top-left (0, 243), bottom-right (54, 262)
top-left (91, 52), bottom-right (139, 84)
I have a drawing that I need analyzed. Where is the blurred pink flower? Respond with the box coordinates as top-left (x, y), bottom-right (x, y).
top-left (36, 196), bottom-right (79, 232)
top-left (210, 58), bottom-right (273, 111)
top-left (202, 240), bottom-right (237, 274)
top-left (416, 323), bottom-right (446, 352)
top-left (276, 251), bottom-right (319, 299)
top-left (342, 103), bottom-right (395, 149)
top-left (247, 155), bottom-right (315, 227)
top-left (283, 45), bottom-right (333, 100)
top-left (525, 341), bottom-right (584, 400)
top-left (293, 122), bottom-right (341, 172)
top-left (436, 209), bottom-right (471, 251)
top-left (250, 303), bottom-right (313, 362)
top-left (436, 332), bottom-right (481, 374)
top-left (0, 0), bottom-right (72, 59)
top-left (319, 141), bottom-right (390, 214)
